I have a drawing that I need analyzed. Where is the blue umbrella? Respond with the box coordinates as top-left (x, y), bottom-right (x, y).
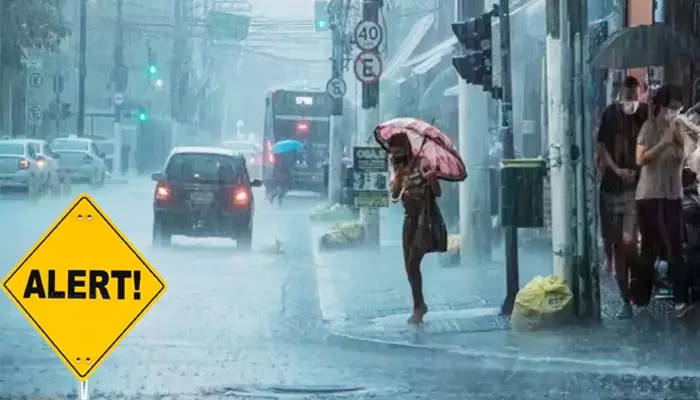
top-left (271, 139), bottom-right (304, 154)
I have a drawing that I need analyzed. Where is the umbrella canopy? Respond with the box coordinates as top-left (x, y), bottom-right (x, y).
top-left (271, 139), bottom-right (304, 155)
top-left (590, 24), bottom-right (700, 69)
top-left (374, 117), bottom-right (467, 182)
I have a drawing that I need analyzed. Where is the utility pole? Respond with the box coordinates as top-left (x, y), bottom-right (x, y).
top-left (54, 0), bottom-right (63, 134)
top-left (77, 0), bottom-right (87, 136)
top-left (546, 0), bottom-right (574, 290)
top-left (498, 0), bottom-right (519, 315)
top-left (569, 0), bottom-right (599, 319)
top-left (112, 0), bottom-right (126, 177)
top-left (327, 0), bottom-right (346, 204)
top-left (171, 0), bottom-right (188, 149)
top-left (359, 0), bottom-right (382, 246)
top-left (455, 0), bottom-right (491, 264)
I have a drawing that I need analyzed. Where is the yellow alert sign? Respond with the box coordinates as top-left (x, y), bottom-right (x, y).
top-left (1, 194), bottom-right (166, 381)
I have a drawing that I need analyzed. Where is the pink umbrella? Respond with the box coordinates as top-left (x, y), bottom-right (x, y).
top-left (374, 117), bottom-right (467, 182)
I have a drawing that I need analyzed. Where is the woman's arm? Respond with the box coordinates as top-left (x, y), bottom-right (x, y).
top-left (637, 122), bottom-right (671, 166)
top-left (390, 168), bottom-right (405, 201)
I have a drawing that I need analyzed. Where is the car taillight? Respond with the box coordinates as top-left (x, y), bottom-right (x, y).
top-left (18, 159), bottom-right (29, 169)
top-left (232, 188), bottom-right (249, 206)
top-left (155, 183), bottom-right (170, 201)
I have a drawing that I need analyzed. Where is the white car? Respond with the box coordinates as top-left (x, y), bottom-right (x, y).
top-left (0, 139), bottom-right (43, 192)
top-left (22, 138), bottom-right (61, 191)
top-left (50, 137), bottom-right (108, 186)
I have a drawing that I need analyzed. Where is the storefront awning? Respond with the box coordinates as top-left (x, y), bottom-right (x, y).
top-left (382, 13), bottom-right (435, 82)
top-left (408, 37), bottom-right (458, 76)
top-left (444, 85), bottom-right (458, 97)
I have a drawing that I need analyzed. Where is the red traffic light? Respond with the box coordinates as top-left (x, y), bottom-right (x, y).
top-left (295, 121), bottom-right (310, 134)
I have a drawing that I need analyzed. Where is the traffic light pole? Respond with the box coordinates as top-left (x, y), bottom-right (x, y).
top-left (498, 0), bottom-right (519, 316)
top-left (456, 0), bottom-right (491, 265)
top-left (77, 0), bottom-right (87, 137)
top-left (328, 0), bottom-right (345, 204)
top-left (359, 0), bottom-right (381, 247)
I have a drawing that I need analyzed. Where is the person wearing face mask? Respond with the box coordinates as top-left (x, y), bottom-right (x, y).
top-left (388, 132), bottom-right (441, 325)
top-left (636, 84), bottom-right (693, 318)
top-left (596, 76), bottom-right (649, 319)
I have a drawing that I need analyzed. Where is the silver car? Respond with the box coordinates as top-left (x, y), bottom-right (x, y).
top-left (50, 137), bottom-right (108, 186)
top-left (0, 140), bottom-right (43, 192)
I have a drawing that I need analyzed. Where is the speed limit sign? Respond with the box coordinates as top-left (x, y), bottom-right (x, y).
top-left (354, 21), bottom-right (383, 51)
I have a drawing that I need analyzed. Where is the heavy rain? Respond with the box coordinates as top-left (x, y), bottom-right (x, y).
top-left (2, 0), bottom-right (700, 399)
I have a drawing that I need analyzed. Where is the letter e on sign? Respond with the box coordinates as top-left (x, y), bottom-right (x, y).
top-left (1, 194), bottom-right (167, 381)
top-left (353, 51), bottom-right (382, 84)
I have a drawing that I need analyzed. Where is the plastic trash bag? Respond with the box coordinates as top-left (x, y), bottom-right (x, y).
top-left (510, 275), bottom-right (573, 331)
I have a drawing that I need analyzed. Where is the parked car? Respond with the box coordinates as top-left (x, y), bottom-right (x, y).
top-left (50, 137), bottom-right (108, 186)
top-left (151, 146), bottom-right (263, 250)
top-left (0, 139), bottom-right (44, 193)
top-left (221, 140), bottom-right (263, 180)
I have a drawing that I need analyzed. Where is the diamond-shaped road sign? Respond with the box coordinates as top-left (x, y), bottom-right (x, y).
top-left (1, 194), bottom-right (167, 381)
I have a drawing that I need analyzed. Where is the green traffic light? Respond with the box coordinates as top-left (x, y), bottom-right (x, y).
top-left (148, 65), bottom-right (158, 75)
top-left (138, 112), bottom-right (147, 122)
top-left (316, 20), bottom-right (327, 29)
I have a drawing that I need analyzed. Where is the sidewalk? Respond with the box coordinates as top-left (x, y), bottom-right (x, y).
top-left (310, 220), bottom-right (700, 379)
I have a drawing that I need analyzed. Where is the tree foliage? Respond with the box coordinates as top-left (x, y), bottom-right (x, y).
top-left (2, 0), bottom-right (70, 53)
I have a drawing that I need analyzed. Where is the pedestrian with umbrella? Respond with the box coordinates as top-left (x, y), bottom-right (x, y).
top-left (268, 139), bottom-right (304, 205)
top-left (375, 117), bottom-right (467, 325)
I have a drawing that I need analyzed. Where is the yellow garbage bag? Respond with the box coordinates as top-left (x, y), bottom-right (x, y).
top-left (510, 275), bottom-right (573, 331)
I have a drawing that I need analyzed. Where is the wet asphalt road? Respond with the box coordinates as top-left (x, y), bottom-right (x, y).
top-left (0, 180), bottom-right (696, 399)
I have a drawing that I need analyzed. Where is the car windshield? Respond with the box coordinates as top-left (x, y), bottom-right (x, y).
top-left (51, 140), bottom-right (89, 151)
top-left (0, 143), bottom-right (24, 155)
top-left (166, 153), bottom-right (244, 183)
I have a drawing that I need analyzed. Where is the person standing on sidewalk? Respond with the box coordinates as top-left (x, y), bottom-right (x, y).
top-left (596, 76), bottom-right (648, 319)
top-left (636, 84), bottom-right (693, 318)
top-left (388, 132), bottom-right (441, 325)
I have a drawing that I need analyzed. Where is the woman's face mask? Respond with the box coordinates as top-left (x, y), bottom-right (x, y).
top-left (390, 147), bottom-right (408, 165)
top-left (620, 100), bottom-right (639, 115)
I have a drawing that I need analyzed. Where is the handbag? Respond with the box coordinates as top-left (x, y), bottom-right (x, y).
top-left (415, 187), bottom-right (448, 253)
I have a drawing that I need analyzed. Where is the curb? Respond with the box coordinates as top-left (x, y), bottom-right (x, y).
top-left (324, 325), bottom-right (700, 381)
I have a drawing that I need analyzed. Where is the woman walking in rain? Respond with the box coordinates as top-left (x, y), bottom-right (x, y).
top-left (389, 132), bottom-right (442, 325)
top-left (636, 84), bottom-right (693, 317)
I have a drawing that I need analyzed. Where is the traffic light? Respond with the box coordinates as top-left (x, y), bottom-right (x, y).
top-left (314, 1), bottom-right (330, 31)
top-left (136, 107), bottom-right (148, 123)
top-left (147, 46), bottom-right (158, 77)
top-left (452, 13), bottom-right (493, 92)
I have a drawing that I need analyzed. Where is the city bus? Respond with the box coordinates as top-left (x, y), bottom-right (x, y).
top-left (262, 88), bottom-right (332, 193)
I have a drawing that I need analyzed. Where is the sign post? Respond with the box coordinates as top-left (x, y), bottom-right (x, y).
top-left (351, 146), bottom-right (389, 208)
top-left (1, 194), bottom-right (167, 398)
top-left (355, 0), bottom-right (384, 246)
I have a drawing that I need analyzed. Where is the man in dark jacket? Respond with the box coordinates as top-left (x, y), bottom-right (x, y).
top-left (596, 76), bottom-right (648, 319)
